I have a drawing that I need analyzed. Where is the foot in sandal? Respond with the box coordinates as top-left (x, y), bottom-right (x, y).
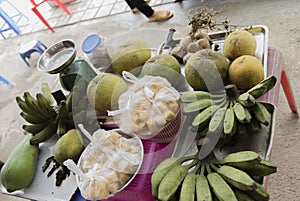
top-left (144, 0), bottom-right (150, 2)
top-left (131, 7), bottom-right (139, 13)
top-left (148, 10), bottom-right (173, 22)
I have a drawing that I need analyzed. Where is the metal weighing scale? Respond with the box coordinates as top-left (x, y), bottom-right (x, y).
top-left (37, 39), bottom-right (97, 91)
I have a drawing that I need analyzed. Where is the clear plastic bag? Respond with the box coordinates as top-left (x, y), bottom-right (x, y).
top-left (108, 71), bottom-right (181, 139)
top-left (77, 128), bottom-right (143, 201)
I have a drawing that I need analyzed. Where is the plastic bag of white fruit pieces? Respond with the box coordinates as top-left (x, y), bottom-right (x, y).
top-left (108, 71), bottom-right (181, 139)
top-left (77, 129), bottom-right (143, 200)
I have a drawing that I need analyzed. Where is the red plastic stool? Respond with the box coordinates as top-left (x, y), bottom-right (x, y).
top-left (30, 0), bottom-right (72, 32)
top-left (259, 47), bottom-right (298, 117)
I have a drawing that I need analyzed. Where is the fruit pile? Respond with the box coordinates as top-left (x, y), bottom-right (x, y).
top-left (152, 151), bottom-right (277, 201)
top-left (180, 75), bottom-right (277, 138)
top-left (0, 26), bottom-right (279, 201)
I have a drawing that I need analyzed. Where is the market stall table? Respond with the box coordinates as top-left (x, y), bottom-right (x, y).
top-left (70, 46), bottom-right (298, 201)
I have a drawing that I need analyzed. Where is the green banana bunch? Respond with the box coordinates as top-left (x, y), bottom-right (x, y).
top-left (151, 155), bottom-right (196, 199)
top-left (181, 75), bottom-right (276, 140)
top-left (151, 150), bottom-right (276, 201)
top-left (16, 82), bottom-right (78, 142)
top-left (158, 159), bottom-right (198, 201)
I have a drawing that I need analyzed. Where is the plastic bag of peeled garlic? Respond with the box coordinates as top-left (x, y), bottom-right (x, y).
top-left (108, 71), bottom-right (181, 139)
top-left (76, 128), bottom-right (143, 201)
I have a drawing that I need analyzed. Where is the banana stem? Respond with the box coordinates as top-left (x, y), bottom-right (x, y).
top-left (185, 159), bottom-right (199, 171)
top-left (225, 84), bottom-right (240, 100)
top-left (209, 162), bottom-right (220, 172)
top-left (191, 161), bottom-right (201, 174)
top-left (205, 163), bottom-right (212, 174)
top-left (200, 163), bottom-right (206, 176)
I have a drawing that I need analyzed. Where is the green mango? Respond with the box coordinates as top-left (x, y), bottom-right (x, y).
top-left (54, 129), bottom-right (84, 165)
top-left (0, 135), bottom-right (39, 192)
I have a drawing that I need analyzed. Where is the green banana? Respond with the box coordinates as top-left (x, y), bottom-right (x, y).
top-left (233, 188), bottom-right (255, 201)
top-left (57, 118), bottom-right (68, 137)
top-left (183, 99), bottom-right (212, 114)
top-left (223, 151), bottom-right (261, 170)
top-left (20, 112), bottom-right (47, 124)
top-left (244, 107), bottom-right (252, 123)
top-left (36, 93), bottom-right (57, 118)
top-left (23, 92), bottom-right (43, 114)
top-left (246, 183), bottom-right (269, 201)
top-left (251, 102), bottom-right (271, 126)
top-left (30, 119), bottom-right (58, 145)
top-left (16, 96), bottom-right (33, 115)
top-left (179, 173), bottom-right (196, 201)
top-left (180, 91), bottom-right (226, 103)
top-left (207, 172), bottom-right (238, 201)
top-left (180, 91), bottom-right (212, 103)
top-left (0, 135), bottom-right (39, 192)
top-left (217, 165), bottom-right (257, 191)
top-left (16, 96), bottom-right (46, 119)
top-left (196, 174), bottom-right (212, 201)
top-left (209, 106), bottom-right (227, 133)
top-left (223, 106), bottom-right (238, 136)
top-left (151, 156), bottom-right (195, 199)
top-left (65, 90), bottom-right (73, 112)
top-left (41, 82), bottom-right (55, 105)
top-left (158, 160), bottom-right (197, 201)
top-left (247, 75), bottom-right (277, 99)
top-left (244, 159), bottom-right (277, 176)
top-left (22, 120), bottom-right (54, 135)
top-left (233, 102), bottom-right (248, 123)
top-left (238, 93), bottom-right (256, 107)
top-left (57, 100), bottom-right (69, 120)
top-left (192, 104), bottom-right (219, 128)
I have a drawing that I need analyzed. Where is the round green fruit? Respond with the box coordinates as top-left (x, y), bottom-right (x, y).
top-left (111, 40), bottom-right (151, 74)
top-left (184, 49), bottom-right (229, 91)
top-left (139, 54), bottom-right (181, 86)
top-left (86, 73), bottom-right (128, 113)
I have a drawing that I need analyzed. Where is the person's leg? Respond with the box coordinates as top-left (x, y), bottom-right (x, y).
top-left (124, 0), bottom-right (136, 10)
top-left (125, 0), bottom-right (172, 21)
top-left (128, 0), bottom-right (154, 17)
